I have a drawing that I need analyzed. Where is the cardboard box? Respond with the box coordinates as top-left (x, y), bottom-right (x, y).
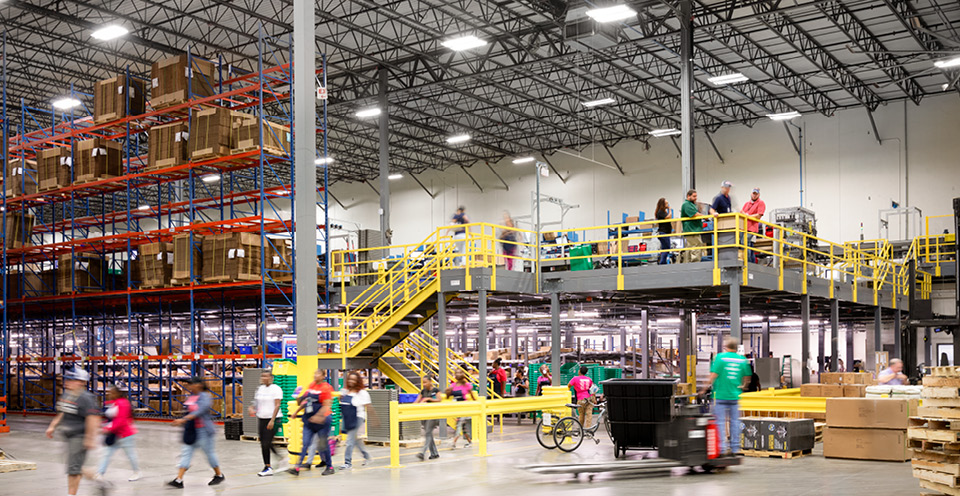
top-left (820, 372), bottom-right (843, 384)
top-left (150, 54), bottom-right (216, 108)
top-left (139, 242), bottom-right (174, 288)
top-left (820, 384), bottom-right (845, 398)
top-left (94, 75), bottom-right (147, 123)
top-left (841, 373), bottom-right (873, 385)
top-left (759, 418), bottom-right (815, 452)
top-left (826, 398), bottom-right (919, 429)
top-left (189, 107), bottom-right (235, 160)
top-left (266, 238), bottom-right (291, 282)
top-left (38, 147), bottom-right (72, 192)
top-left (57, 253), bottom-right (107, 294)
top-left (716, 216), bottom-right (746, 231)
top-left (843, 384), bottom-right (867, 398)
top-left (739, 417), bottom-right (763, 450)
top-left (800, 384), bottom-right (822, 397)
top-left (624, 216), bottom-right (639, 224)
top-left (231, 115), bottom-right (290, 154)
top-left (5, 158), bottom-right (38, 197)
top-left (3, 212), bottom-right (35, 249)
top-left (201, 232), bottom-right (262, 283)
top-left (147, 122), bottom-right (189, 171)
top-left (596, 242), bottom-right (610, 255)
top-left (171, 234), bottom-right (202, 284)
top-left (74, 138), bottom-right (122, 183)
top-left (823, 427), bottom-right (908, 461)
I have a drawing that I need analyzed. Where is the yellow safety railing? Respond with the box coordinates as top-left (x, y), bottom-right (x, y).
top-left (739, 388), bottom-right (826, 413)
top-left (392, 329), bottom-right (502, 399)
top-left (388, 385), bottom-right (569, 468)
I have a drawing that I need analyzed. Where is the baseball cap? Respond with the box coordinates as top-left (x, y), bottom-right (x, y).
top-left (721, 180), bottom-right (733, 188)
top-left (64, 367), bottom-right (90, 382)
top-left (752, 187), bottom-right (760, 194)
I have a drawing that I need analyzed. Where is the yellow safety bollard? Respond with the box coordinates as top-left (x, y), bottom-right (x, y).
top-left (476, 396), bottom-right (488, 458)
top-left (389, 400), bottom-right (401, 468)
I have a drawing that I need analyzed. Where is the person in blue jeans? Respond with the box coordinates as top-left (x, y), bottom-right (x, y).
top-left (289, 369), bottom-right (335, 476)
top-left (700, 337), bottom-right (751, 455)
top-left (168, 378), bottom-right (225, 488)
top-left (339, 371), bottom-right (375, 469)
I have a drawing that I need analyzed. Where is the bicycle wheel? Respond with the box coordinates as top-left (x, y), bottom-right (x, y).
top-left (553, 416), bottom-right (584, 453)
top-left (602, 412), bottom-right (612, 443)
top-left (536, 418), bottom-right (557, 449)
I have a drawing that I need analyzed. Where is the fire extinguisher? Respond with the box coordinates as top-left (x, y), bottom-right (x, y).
top-left (706, 418), bottom-right (719, 459)
top-left (639, 242), bottom-right (647, 252)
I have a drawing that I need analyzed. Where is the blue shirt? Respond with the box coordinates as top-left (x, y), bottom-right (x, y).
top-left (452, 212), bottom-right (467, 234)
top-left (711, 193), bottom-right (732, 214)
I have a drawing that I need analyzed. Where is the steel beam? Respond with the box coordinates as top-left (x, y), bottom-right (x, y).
top-left (730, 276), bottom-right (741, 341)
top-left (830, 299), bottom-right (839, 372)
top-left (379, 68), bottom-right (391, 244)
top-left (479, 289), bottom-right (488, 397)
top-left (679, 0), bottom-right (696, 194)
top-left (551, 292), bottom-right (561, 386)
top-left (801, 294), bottom-right (810, 383)
top-left (641, 309), bottom-right (649, 379)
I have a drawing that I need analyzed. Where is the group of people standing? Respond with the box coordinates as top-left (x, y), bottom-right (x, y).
top-left (653, 181), bottom-right (767, 264)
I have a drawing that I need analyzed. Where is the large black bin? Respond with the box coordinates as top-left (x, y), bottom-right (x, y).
top-left (602, 378), bottom-right (676, 457)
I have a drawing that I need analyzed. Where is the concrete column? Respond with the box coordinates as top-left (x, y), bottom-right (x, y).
top-left (730, 280), bottom-right (741, 341)
top-left (830, 299), bottom-right (839, 372)
top-left (640, 310), bottom-right (649, 379)
top-left (801, 294), bottom-right (810, 383)
top-left (478, 289), bottom-right (488, 396)
top-left (761, 318), bottom-right (770, 358)
top-left (551, 292), bottom-right (561, 386)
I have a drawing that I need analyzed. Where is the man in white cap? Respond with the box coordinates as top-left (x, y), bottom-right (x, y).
top-left (46, 367), bottom-right (111, 495)
top-left (740, 187), bottom-right (766, 262)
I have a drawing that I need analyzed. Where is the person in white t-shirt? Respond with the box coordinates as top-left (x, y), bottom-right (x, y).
top-left (338, 371), bottom-right (376, 470)
top-left (248, 370), bottom-right (284, 476)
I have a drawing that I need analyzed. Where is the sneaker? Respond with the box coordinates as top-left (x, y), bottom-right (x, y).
top-left (257, 467), bottom-right (274, 477)
top-left (464, 442), bottom-right (472, 448)
top-left (287, 467), bottom-right (300, 476)
top-left (322, 467), bottom-right (335, 476)
top-left (416, 453), bottom-right (424, 461)
top-left (128, 472), bottom-right (141, 482)
top-left (166, 479), bottom-right (184, 489)
top-left (97, 480), bottom-right (114, 496)
top-left (429, 454), bottom-right (440, 460)
top-left (338, 464), bottom-right (351, 470)
top-left (208, 474), bottom-right (225, 486)
top-left (362, 455), bottom-right (371, 466)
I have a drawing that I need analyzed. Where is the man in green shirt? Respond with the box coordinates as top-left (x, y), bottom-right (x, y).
top-left (701, 337), bottom-right (751, 455)
top-left (680, 189), bottom-right (705, 263)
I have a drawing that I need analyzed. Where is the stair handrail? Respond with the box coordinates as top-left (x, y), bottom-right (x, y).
top-left (405, 329), bottom-right (502, 399)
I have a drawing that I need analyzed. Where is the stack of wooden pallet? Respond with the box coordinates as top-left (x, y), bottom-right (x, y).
top-left (911, 366), bottom-right (960, 495)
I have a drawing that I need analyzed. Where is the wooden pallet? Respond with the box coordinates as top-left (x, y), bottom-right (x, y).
top-left (815, 421), bottom-right (826, 442)
top-left (910, 438), bottom-right (960, 454)
top-left (921, 479), bottom-right (960, 496)
top-left (190, 146), bottom-right (231, 162)
top-left (931, 367), bottom-right (960, 378)
top-left (742, 448), bottom-right (812, 459)
top-left (913, 448), bottom-right (960, 464)
top-left (0, 459), bottom-right (37, 473)
top-left (914, 459), bottom-right (960, 477)
top-left (202, 274), bottom-right (262, 283)
top-left (916, 468), bottom-right (960, 489)
top-left (240, 435), bottom-right (289, 446)
top-left (920, 408), bottom-right (960, 421)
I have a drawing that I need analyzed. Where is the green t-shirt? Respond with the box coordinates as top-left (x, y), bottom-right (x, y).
top-left (710, 351), bottom-right (750, 401)
top-left (680, 200), bottom-right (701, 233)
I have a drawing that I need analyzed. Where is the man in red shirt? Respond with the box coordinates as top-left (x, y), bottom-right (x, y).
top-left (740, 188), bottom-right (766, 263)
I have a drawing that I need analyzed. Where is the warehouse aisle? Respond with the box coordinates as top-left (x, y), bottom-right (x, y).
top-left (1, 417), bottom-right (916, 495)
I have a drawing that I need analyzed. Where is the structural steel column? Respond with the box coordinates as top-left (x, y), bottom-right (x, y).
top-left (871, 306), bottom-right (881, 372)
top-left (293, 0), bottom-right (318, 386)
top-left (679, 0), bottom-right (695, 194)
top-left (378, 69), bottom-right (391, 244)
top-left (551, 292), bottom-right (561, 386)
top-left (830, 299), bottom-right (839, 372)
top-left (510, 313), bottom-right (518, 360)
top-left (894, 309), bottom-right (902, 358)
top-left (845, 326), bottom-right (854, 372)
top-left (925, 327), bottom-right (932, 366)
top-left (640, 309), bottom-right (649, 379)
top-left (478, 289), bottom-right (488, 396)
top-left (437, 294), bottom-right (447, 438)
top-left (565, 324), bottom-right (574, 349)
top-left (730, 280), bottom-right (741, 341)
top-left (818, 326), bottom-right (825, 373)
top-left (801, 294), bottom-right (810, 383)
top-left (620, 326), bottom-right (627, 368)
top-left (761, 317), bottom-right (770, 358)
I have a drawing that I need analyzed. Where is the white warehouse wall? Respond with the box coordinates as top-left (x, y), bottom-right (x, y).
top-left (326, 93), bottom-right (960, 246)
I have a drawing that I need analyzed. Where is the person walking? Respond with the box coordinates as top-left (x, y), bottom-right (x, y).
top-left (415, 376), bottom-right (441, 461)
top-left (568, 366), bottom-right (595, 430)
top-left (249, 370), bottom-right (284, 476)
top-left (700, 337), bottom-right (751, 456)
top-left (450, 206), bottom-right (470, 266)
top-left (289, 369), bottom-right (334, 476)
top-left (45, 367), bottom-right (111, 496)
top-left (654, 198), bottom-right (673, 265)
top-left (338, 371), bottom-right (374, 470)
top-left (168, 378), bottom-right (225, 488)
top-left (499, 211), bottom-right (519, 271)
top-left (447, 370), bottom-right (476, 449)
top-left (680, 189), bottom-right (706, 263)
top-left (96, 385), bottom-right (140, 482)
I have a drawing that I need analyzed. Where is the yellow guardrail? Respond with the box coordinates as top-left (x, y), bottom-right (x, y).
top-left (388, 386), bottom-right (569, 467)
top-left (739, 387), bottom-right (826, 413)
top-left (393, 330), bottom-right (502, 400)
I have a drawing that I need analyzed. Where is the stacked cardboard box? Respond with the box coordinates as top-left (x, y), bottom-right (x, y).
top-left (266, 238), bottom-right (292, 282)
top-left (9, 269), bottom-right (56, 298)
top-left (57, 253), bottom-right (107, 294)
top-left (150, 54), bottom-right (216, 109)
top-left (37, 147), bottom-right (72, 192)
top-left (824, 397), bottom-right (918, 461)
top-left (910, 368), bottom-right (960, 494)
top-left (94, 75), bottom-right (147, 123)
top-left (147, 122), bottom-right (189, 171)
top-left (800, 383), bottom-right (865, 398)
top-left (231, 115), bottom-right (291, 155)
top-left (3, 212), bottom-right (35, 249)
top-left (740, 417), bottom-right (815, 454)
top-left (201, 232), bottom-right (262, 283)
top-left (171, 234), bottom-right (203, 285)
top-left (139, 242), bottom-right (174, 289)
top-left (74, 138), bottom-right (122, 184)
top-left (189, 107), bottom-right (235, 161)
top-left (5, 158), bottom-right (38, 197)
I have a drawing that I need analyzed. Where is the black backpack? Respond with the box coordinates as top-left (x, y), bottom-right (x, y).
top-left (340, 394), bottom-right (359, 432)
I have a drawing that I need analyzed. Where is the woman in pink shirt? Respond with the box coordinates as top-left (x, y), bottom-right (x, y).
top-left (97, 385), bottom-right (141, 481)
top-left (568, 366), bottom-right (595, 429)
top-left (446, 370), bottom-right (476, 449)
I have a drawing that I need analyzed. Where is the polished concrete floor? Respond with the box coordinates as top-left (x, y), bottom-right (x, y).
top-left (1, 416), bottom-right (921, 495)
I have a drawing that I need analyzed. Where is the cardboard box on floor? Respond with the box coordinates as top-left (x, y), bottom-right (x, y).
top-left (823, 427), bottom-right (908, 461)
top-left (826, 398), bottom-right (919, 429)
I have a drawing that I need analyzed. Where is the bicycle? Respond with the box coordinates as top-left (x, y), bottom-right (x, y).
top-left (551, 400), bottom-right (611, 452)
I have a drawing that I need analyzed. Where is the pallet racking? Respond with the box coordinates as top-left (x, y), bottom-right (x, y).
top-left (0, 28), bottom-right (329, 420)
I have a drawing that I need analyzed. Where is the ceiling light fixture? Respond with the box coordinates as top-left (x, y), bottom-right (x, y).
top-left (137, 205), bottom-right (150, 211)
top-left (512, 156), bottom-right (535, 164)
top-left (934, 57), bottom-right (960, 69)
top-left (582, 97), bottom-right (616, 108)
top-left (708, 73), bottom-right (749, 86)
top-left (202, 174), bottom-right (221, 183)
top-left (441, 35), bottom-right (488, 51)
top-left (585, 5), bottom-right (637, 23)
top-left (52, 97), bottom-right (82, 110)
top-left (388, 173), bottom-right (403, 180)
top-left (766, 111), bottom-right (801, 121)
top-left (650, 128), bottom-right (681, 137)
top-left (355, 108), bottom-right (381, 118)
top-left (91, 25), bottom-right (129, 41)
top-left (315, 157), bottom-right (334, 165)
top-left (446, 134), bottom-right (471, 144)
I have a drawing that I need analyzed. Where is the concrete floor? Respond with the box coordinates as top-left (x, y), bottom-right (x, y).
top-left (1, 416), bottom-right (922, 495)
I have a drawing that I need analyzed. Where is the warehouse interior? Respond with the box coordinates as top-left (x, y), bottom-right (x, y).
top-left (1, 0), bottom-right (959, 495)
